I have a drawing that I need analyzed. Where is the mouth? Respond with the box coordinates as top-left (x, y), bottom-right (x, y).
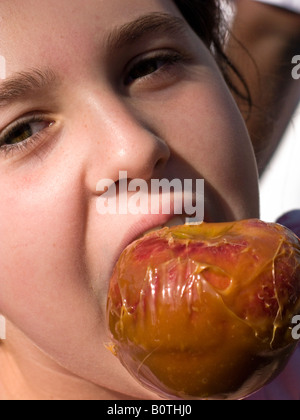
top-left (109, 184), bottom-right (210, 272)
top-left (111, 214), bottom-right (203, 271)
top-left (140, 214), bottom-right (201, 237)
top-left (105, 203), bottom-right (219, 290)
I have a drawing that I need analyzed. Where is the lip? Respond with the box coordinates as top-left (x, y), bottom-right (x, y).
top-left (112, 210), bottom-right (203, 274)
top-left (113, 213), bottom-right (182, 265)
top-left (110, 192), bottom-right (212, 271)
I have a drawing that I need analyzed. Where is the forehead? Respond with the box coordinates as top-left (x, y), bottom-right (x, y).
top-left (0, 0), bottom-right (182, 77)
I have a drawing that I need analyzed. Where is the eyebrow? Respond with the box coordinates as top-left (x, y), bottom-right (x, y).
top-left (0, 68), bottom-right (58, 108)
top-left (0, 13), bottom-right (188, 109)
top-left (105, 12), bottom-right (189, 51)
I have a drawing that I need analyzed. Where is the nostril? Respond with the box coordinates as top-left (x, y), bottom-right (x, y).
top-left (153, 147), bottom-right (170, 176)
top-left (154, 157), bottom-right (166, 172)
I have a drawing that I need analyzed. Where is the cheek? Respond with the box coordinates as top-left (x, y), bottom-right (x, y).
top-left (0, 163), bottom-right (113, 375)
top-left (0, 169), bottom-right (91, 335)
top-left (152, 75), bottom-right (259, 219)
top-left (161, 80), bottom-right (247, 171)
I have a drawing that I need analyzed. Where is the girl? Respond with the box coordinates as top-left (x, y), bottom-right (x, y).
top-left (0, 0), bottom-right (296, 399)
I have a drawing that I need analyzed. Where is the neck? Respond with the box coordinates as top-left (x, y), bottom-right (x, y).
top-left (0, 324), bottom-right (135, 401)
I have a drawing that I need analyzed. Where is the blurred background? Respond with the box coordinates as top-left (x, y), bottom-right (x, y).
top-left (260, 103), bottom-right (300, 222)
top-left (222, 0), bottom-right (300, 223)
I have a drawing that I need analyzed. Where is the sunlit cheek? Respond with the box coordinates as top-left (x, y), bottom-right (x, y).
top-left (0, 168), bottom-right (87, 291)
top-left (0, 185), bottom-right (100, 355)
top-left (146, 70), bottom-right (258, 219)
top-left (153, 78), bottom-right (240, 163)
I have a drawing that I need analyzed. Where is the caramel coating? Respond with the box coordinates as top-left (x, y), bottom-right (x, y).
top-left (107, 220), bottom-right (300, 400)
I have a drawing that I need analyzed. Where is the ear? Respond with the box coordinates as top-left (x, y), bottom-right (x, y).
top-left (0, 315), bottom-right (6, 340)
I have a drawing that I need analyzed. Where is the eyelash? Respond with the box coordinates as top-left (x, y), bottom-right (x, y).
top-left (0, 114), bottom-right (54, 157)
top-left (0, 52), bottom-right (186, 158)
top-left (124, 50), bottom-right (185, 86)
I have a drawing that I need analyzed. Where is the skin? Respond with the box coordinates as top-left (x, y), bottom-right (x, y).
top-left (0, 0), bottom-right (259, 400)
top-left (227, 0), bottom-right (300, 175)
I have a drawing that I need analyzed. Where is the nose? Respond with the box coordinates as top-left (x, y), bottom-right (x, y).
top-left (81, 93), bottom-right (171, 192)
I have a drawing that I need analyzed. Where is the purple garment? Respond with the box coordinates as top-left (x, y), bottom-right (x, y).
top-left (246, 210), bottom-right (300, 400)
top-left (246, 345), bottom-right (300, 400)
top-left (277, 210), bottom-right (300, 239)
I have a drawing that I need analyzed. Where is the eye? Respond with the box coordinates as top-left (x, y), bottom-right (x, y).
top-left (0, 118), bottom-right (50, 146)
top-left (124, 51), bottom-right (183, 86)
top-left (0, 115), bottom-right (54, 156)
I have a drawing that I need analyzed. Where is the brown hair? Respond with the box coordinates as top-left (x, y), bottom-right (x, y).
top-left (173, 0), bottom-right (252, 114)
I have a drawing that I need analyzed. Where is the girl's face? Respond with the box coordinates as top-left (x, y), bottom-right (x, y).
top-left (0, 0), bottom-right (259, 398)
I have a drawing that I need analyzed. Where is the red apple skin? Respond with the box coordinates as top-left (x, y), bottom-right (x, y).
top-left (107, 219), bottom-right (300, 400)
